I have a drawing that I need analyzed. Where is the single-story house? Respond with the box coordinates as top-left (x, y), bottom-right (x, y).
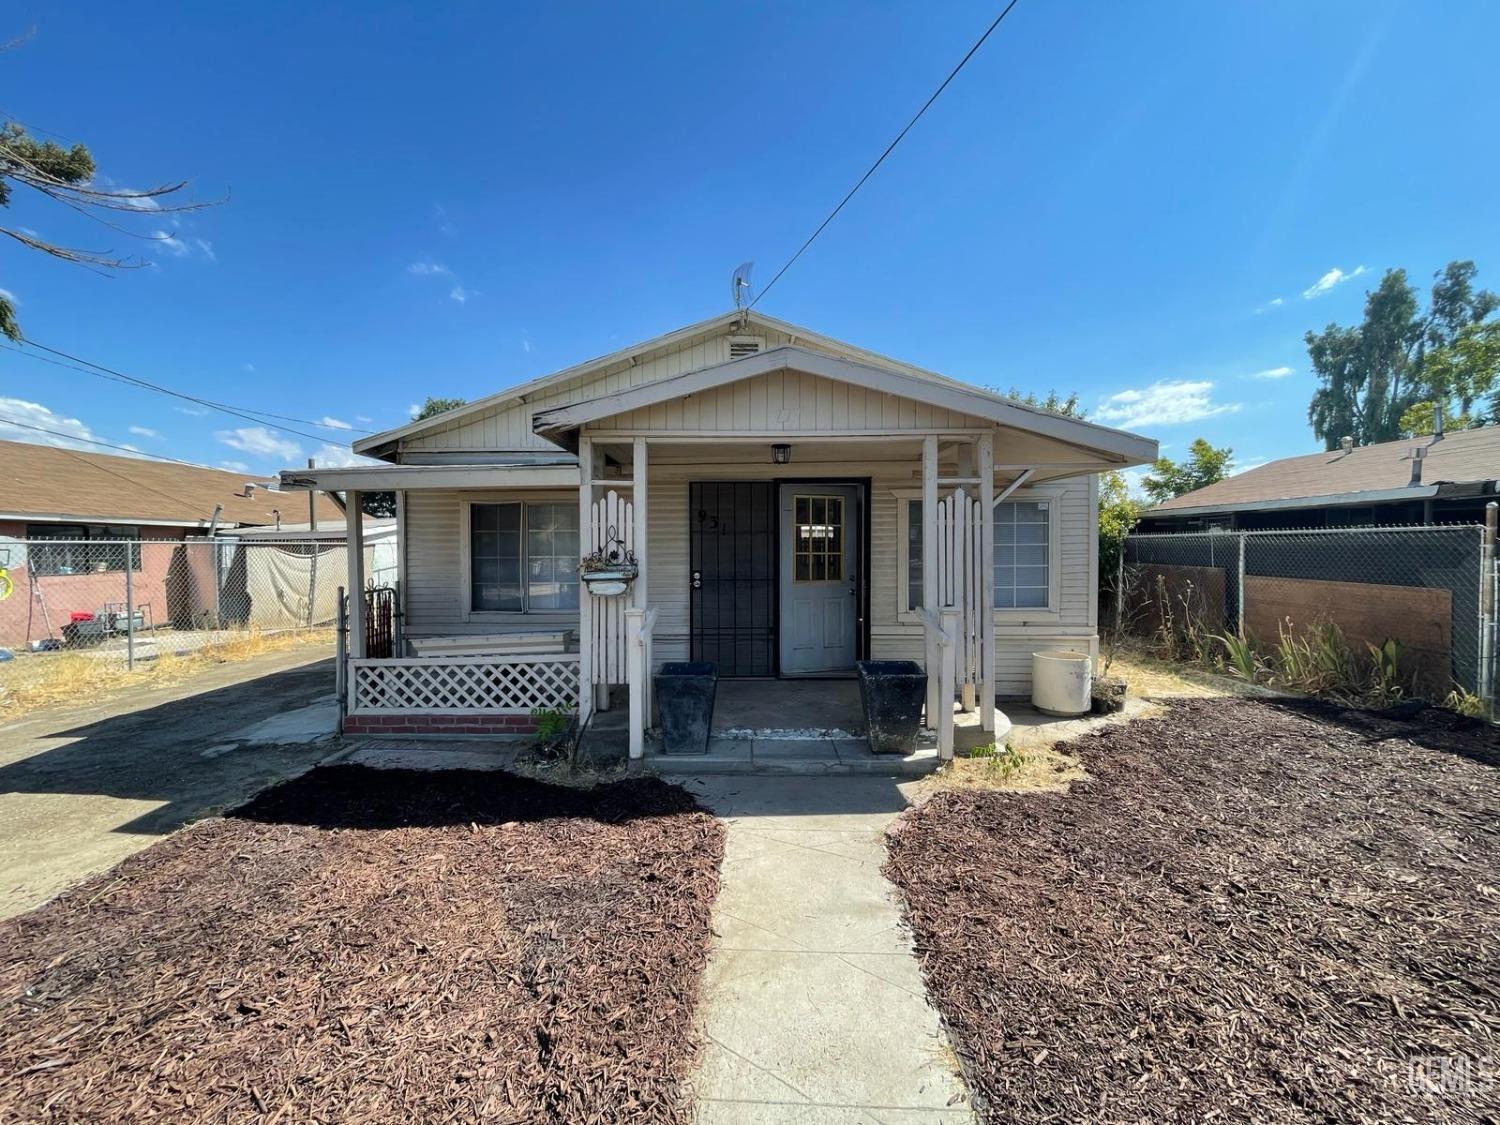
top-left (282, 310), bottom-right (1156, 753)
top-left (1137, 425), bottom-right (1500, 533)
top-left (0, 439), bottom-right (346, 649)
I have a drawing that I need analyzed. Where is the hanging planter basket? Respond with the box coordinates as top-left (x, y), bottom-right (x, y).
top-left (579, 536), bottom-right (638, 598)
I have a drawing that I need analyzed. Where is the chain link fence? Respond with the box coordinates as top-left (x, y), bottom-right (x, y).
top-left (0, 536), bottom-right (389, 667)
top-left (1121, 523), bottom-right (1498, 713)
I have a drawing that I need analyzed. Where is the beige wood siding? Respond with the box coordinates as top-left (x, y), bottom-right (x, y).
top-left (599, 370), bottom-right (987, 434)
top-left (399, 460), bottom-right (1100, 694)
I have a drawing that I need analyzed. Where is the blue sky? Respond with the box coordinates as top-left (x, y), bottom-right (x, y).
top-left (1, 0), bottom-right (1496, 483)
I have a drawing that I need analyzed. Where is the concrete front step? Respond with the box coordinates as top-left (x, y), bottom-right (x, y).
top-left (643, 753), bottom-right (941, 777)
top-left (641, 737), bottom-right (941, 777)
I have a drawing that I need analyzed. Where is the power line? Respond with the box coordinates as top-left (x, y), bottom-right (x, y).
top-left (749, 0), bottom-right (1023, 309)
top-left (1, 340), bottom-right (371, 440)
top-left (0, 413), bottom-right (214, 466)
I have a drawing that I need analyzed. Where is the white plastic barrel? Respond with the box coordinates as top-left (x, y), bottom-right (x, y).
top-left (1031, 650), bottom-right (1093, 716)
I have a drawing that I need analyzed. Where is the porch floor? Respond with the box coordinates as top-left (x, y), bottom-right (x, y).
top-left (712, 679), bottom-right (865, 737)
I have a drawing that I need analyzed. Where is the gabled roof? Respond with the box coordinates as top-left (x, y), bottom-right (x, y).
top-left (353, 309), bottom-right (1023, 457)
top-left (0, 439), bottom-right (345, 528)
top-left (1149, 425), bottom-right (1500, 516)
top-left (533, 345), bottom-right (1158, 464)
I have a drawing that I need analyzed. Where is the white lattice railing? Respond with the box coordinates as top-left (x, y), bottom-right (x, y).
top-left (349, 654), bottom-right (579, 714)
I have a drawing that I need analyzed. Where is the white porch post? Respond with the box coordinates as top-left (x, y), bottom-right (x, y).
top-left (632, 437), bottom-right (651, 727)
top-left (346, 491), bottom-right (366, 659)
top-left (345, 490), bottom-right (366, 714)
top-left (633, 437), bottom-right (648, 611)
top-left (978, 433), bottom-right (996, 732)
top-left (625, 607), bottom-right (644, 759)
top-left (957, 442), bottom-right (976, 713)
top-left (922, 435), bottom-right (940, 729)
top-left (577, 436), bottom-right (595, 727)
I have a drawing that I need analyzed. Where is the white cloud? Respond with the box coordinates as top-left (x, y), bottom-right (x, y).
top-left (175, 404), bottom-right (210, 417)
top-left (449, 284), bottom-right (469, 304)
top-left (1230, 457), bottom-right (1270, 476)
top-left (153, 230), bottom-right (190, 257)
top-left (128, 425), bottom-right (160, 438)
top-left (0, 396), bottom-right (116, 452)
top-left (113, 185), bottom-right (162, 211)
top-left (1254, 296), bottom-right (1284, 314)
top-left (407, 402), bottom-right (421, 419)
top-left (309, 444), bottom-right (381, 468)
top-left (354, 414), bottom-right (373, 424)
top-left (1248, 365), bottom-right (1294, 380)
top-left (220, 460), bottom-right (249, 472)
top-left (1096, 380), bottom-right (1242, 429)
top-left (408, 260), bottom-right (451, 277)
top-left (216, 425), bottom-right (303, 461)
top-left (318, 416), bottom-right (353, 430)
top-left (0, 287), bottom-right (19, 306)
top-left (194, 238), bottom-right (216, 261)
top-left (521, 332), bottom-right (532, 353)
top-left (1302, 265), bottom-right (1369, 299)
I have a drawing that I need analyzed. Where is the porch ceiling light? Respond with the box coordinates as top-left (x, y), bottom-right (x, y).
top-left (771, 443), bottom-right (792, 465)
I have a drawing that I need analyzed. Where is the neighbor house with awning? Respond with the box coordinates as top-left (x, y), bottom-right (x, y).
top-left (281, 310), bottom-right (1156, 756)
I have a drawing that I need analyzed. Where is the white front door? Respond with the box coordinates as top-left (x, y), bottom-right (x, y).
top-left (778, 485), bottom-right (860, 674)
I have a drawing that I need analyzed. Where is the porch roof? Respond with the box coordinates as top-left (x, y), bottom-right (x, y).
top-left (278, 462), bottom-right (579, 493)
top-left (532, 346), bottom-right (1158, 466)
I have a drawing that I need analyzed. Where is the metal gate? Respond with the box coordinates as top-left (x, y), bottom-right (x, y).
top-left (689, 481), bottom-right (776, 677)
top-left (363, 585), bottom-right (396, 659)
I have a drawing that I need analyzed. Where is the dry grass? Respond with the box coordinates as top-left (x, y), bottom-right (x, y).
top-left (919, 744), bottom-right (1088, 795)
top-left (1103, 645), bottom-right (1258, 699)
top-left (0, 628), bottom-right (333, 720)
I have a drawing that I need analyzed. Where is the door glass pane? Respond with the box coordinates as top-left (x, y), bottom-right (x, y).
top-left (793, 494), bottom-right (845, 583)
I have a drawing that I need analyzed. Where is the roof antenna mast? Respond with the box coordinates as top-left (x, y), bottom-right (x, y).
top-left (731, 262), bottom-right (754, 324)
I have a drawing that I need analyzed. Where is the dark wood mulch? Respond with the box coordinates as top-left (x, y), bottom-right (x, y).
top-left (886, 698), bottom-right (1500, 1123)
top-left (0, 765), bottom-right (725, 1124)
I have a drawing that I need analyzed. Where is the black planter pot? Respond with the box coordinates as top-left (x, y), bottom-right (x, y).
top-left (856, 660), bottom-right (929, 755)
top-left (654, 662), bottom-right (718, 754)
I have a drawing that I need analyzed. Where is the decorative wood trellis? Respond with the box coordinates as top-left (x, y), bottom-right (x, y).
top-left (588, 489), bottom-right (634, 687)
top-left (349, 654), bottom-right (580, 714)
top-left (936, 487), bottom-right (984, 695)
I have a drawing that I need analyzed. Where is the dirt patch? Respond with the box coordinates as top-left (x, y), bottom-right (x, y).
top-left (919, 745), bottom-right (1088, 795)
top-left (0, 765), bottom-right (724, 1124)
top-left (885, 697), bottom-right (1500, 1123)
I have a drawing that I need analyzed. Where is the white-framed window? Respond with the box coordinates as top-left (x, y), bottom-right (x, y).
top-left (467, 500), bottom-right (579, 613)
top-left (898, 490), bottom-right (1060, 615)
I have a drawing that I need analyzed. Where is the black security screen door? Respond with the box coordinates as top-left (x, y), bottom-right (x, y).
top-left (690, 481), bottom-right (776, 676)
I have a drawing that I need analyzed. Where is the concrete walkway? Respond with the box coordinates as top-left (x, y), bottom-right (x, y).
top-left (683, 775), bottom-right (972, 1124)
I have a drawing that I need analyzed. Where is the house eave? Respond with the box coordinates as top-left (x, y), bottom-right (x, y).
top-left (531, 346), bottom-right (1158, 466)
top-left (279, 463), bottom-right (582, 492)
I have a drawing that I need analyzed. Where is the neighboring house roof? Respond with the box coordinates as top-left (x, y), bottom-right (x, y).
top-left (353, 309), bottom-right (1094, 458)
top-left (532, 345), bottom-right (1157, 464)
top-left (1149, 426), bottom-right (1500, 516)
top-left (0, 439), bottom-right (346, 528)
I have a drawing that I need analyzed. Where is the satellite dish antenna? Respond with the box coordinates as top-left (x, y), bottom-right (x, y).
top-left (731, 262), bottom-right (754, 310)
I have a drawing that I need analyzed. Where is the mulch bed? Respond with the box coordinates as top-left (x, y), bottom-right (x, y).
top-left (0, 765), bottom-right (725, 1124)
top-left (886, 697), bottom-right (1500, 1123)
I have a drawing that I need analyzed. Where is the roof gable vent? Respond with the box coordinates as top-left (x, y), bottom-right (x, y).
top-left (728, 335), bottom-right (764, 360)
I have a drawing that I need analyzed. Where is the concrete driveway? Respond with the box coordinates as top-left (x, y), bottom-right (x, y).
top-left (0, 647), bottom-right (340, 919)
